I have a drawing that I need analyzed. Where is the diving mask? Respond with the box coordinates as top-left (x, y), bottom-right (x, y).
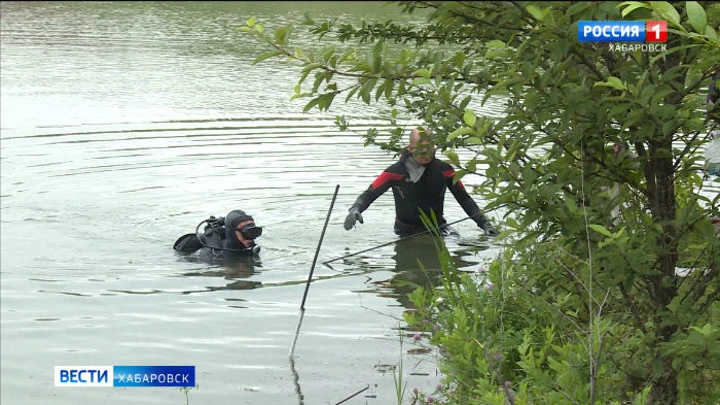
top-left (237, 224), bottom-right (263, 240)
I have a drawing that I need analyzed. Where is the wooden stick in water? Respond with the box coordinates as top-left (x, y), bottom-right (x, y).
top-left (289, 184), bottom-right (340, 357)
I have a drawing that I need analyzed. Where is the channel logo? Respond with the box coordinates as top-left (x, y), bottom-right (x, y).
top-left (54, 366), bottom-right (113, 387)
top-left (54, 365), bottom-right (195, 387)
top-left (578, 20), bottom-right (667, 42)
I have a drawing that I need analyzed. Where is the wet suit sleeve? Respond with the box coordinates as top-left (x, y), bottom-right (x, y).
top-left (350, 170), bottom-right (403, 212)
top-left (443, 169), bottom-right (490, 228)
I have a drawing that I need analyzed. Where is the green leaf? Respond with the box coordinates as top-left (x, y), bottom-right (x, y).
top-left (444, 150), bottom-right (460, 166)
top-left (301, 63), bottom-right (325, 73)
top-left (302, 98), bottom-right (319, 113)
top-left (662, 119), bottom-right (678, 135)
top-left (609, 103), bottom-right (631, 117)
top-left (382, 78), bottom-right (394, 99)
top-left (448, 126), bottom-right (474, 141)
top-left (638, 85), bottom-right (655, 105)
top-left (463, 109), bottom-right (477, 127)
top-left (275, 26), bottom-right (293, 46)
top-left (413, 68), bottom-right (432, 78)
top-left (568, 2), bottom-right (592, 16)
top-left (302, 11), bottom-right (315, 25)
top-left (686, 1), bottom-right (707, 34)
top-left (525, 5), bottom-right (550, 22)
top-left (345, 85), bottom-right (359, 102)
top-left (632, 386), bottom-right (652, 405)
top-left (360, 78), bottom-right (377, 104)
top-left (453, 169), bottom-right (467, 184)
top-left (594, 77), bottom-right (627, 91)
top-left (706, 25), bottom-right (718, 42)
top-left (487, 40), bottom-right (505, 49)
top-left (375, 80), bottom-right (386, 102)
top-left (589, 224), bottom-right (613, 237)
top-left (467, 158), bottom-right (477, 173)
top-left (252, 50), bottom-right (283, 65)
top-left (316, 92), bottom-right (336, 111)
top-left (650, 1), bottom-right (680, 26)
top-left (371, 40), bottom-right (383, 73)
top-left (290, 87), bottom-right (309, 101)
top-left (619, 1), bottom-right (650, 17)
top-left (526, 5), bottom-right (543, 21)
top-left (411, 77), bottom-right (432, 86)
top-left (689, 323), bottom-right (716, 337)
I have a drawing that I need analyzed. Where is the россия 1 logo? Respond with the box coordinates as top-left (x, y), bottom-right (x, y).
top-left (578, 20), bottom-right (667, 42)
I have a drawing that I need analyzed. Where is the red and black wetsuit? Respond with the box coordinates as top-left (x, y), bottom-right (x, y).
top-left (350, 149), bottom-right (489, 236)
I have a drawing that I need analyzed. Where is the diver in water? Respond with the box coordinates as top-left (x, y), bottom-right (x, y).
top-left (342, 127), bottom-right (498, 237)
top-left (173, 209), bottom-right (262, 261)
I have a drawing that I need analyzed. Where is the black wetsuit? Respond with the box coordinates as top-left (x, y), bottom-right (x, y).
top-left (195, 244), bottom-right (256, 262)
top-left (174, 210), bottom-right (259, 261)
top-left (350, 149), bottom-right (489, 236)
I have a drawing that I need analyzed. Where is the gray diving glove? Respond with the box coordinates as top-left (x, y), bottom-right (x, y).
top-left (482, 223), bottom-right (499, 237)
top-left (476, 218), bottom-right (498, 237)
top-left (343, 207), bottom-right (364, 230)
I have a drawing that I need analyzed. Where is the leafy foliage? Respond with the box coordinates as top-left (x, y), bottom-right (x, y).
top-left (242, 2), bottom-right (720, 404)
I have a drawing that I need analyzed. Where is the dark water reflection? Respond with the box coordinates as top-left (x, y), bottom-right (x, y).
top-left (179, 255), bottom-right (264, 292)
top-left (336, 233), bottom-right (490, 308)
top-left (387, 235), bottom-right (490, 306)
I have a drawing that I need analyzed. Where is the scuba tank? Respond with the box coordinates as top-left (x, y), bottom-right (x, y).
top-left (173, 215), bottom-right (225, 254)
top-left (198, 215), bottom-right (226, 253)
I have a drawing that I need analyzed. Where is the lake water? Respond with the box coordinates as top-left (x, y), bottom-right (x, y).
top-left (0, 2), bottom-right (501, 404)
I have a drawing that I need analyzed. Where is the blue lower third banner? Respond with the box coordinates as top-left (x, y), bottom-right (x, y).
top-left (55, 365), bottom-right (195, 387)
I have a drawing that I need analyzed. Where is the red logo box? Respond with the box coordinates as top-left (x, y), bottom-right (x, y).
top-left (646, 20), bottom-right (667, 42)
